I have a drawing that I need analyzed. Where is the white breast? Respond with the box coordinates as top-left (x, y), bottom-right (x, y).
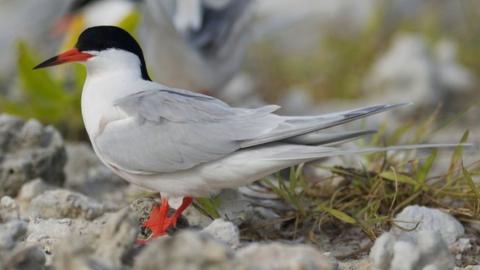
top-left (81, 49), bottom-right (149, 139)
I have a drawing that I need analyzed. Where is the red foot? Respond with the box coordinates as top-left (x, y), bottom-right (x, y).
top-left (138, 197), bottom-right (193, 244)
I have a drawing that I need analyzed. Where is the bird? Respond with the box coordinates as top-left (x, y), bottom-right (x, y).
top-left (138, 0), bottom-right (254, 94)
top-left (52, 0), bottom-right (140, 50)
top-left (34, 26), bottom-right (463, 242)
top-left (54, 0), bottom-right (139, 33)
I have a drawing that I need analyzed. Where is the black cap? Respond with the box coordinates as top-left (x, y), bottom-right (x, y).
top-left (76, 26), bottom-right (151, 81)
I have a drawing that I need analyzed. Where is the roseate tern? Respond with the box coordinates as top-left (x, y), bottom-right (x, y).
top-left (34, 26), bottom-right (467, 242)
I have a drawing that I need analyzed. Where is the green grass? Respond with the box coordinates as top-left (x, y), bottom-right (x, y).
top-left (239, 115), bottom-right (479, 243)
top-left (190, 106), bottom-right (479, 246)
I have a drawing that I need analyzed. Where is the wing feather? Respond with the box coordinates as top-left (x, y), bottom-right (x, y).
top-left (95, 88), bottom-right (404, 174)
top-left (96, 89), bottom-right (282, 173)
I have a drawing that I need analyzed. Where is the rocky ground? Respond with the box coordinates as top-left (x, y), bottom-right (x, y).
top-left (0, 114), bottom-right (479, 270)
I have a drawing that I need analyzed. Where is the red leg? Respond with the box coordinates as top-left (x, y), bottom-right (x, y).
top-left (137, 197), bottom-right (193, 244)
top-left (163, 197), bottom-right (193, 230)
top-left (143, 197), bottom-right (169, 237)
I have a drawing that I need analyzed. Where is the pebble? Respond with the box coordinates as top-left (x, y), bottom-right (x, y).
top-left (237, 242), bottom-right (334, 270)
top-left (0, 115), bottom-right (65, 197)
top-left (392, 205), bottom-right (464, 245)
top-left (133, 230), bottom-right (239, 270)
top-left (370, 231), bottom-right (455, 270)
top-left (28, 189), bottom-right (105, 220)
top-left (0, 220), bottom-right (28, 250)
top-left (2, 246), bottom-right (46, 270)
top-left (202, 219), bottom-right (240, 249)
top-left (0, 196), bottom-right (20, 221)
top-left (94, 208), bottom-right (139, 268)
top-left (26, 217), bottom-right (102, 262)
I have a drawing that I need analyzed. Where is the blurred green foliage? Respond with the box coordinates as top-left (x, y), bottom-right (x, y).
top-left (0, 41), bottom-right (86, 139)
top-left (248, 0), bottom-right (480, 104)
top-left (246, 3), bottom-right (391, 102)
top-left (0, 14), bottom-right (141, 140)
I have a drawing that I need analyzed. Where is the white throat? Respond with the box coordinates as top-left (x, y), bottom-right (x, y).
top-left (85, 49), bottom-right (143, 79)
top-left (81, 49), bottom-right (149, 140)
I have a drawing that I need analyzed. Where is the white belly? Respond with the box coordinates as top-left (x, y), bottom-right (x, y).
top-left (104, 145), bottom-right (302, 198)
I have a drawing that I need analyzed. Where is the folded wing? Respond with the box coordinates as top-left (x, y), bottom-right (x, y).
top-left (94, 88), bottom-right (405, 174)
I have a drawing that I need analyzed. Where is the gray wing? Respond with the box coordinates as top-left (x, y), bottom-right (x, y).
top-left (180, 0), bottom-right (253, 56)
top-left (94, 89), bottom-right (282, 174)
top-left (95, 88), bottom-right (404, 174)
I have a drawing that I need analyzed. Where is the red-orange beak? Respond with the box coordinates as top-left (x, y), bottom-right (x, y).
top-left (34, 48), bottom-right (92, 69)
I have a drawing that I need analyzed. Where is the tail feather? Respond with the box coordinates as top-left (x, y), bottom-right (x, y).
top-left (265, 143), bottom-right (474, 161)
top-left (241, 103), bottom-right (408, 148)
top-left (284, 130), bottom-right (377, 145)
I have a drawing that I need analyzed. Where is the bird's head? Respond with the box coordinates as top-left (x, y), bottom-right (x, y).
top-left (35, 25), bottom-right (151, 80)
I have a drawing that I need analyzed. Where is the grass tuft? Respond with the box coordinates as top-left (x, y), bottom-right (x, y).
top-left (240, 116), bottom-right (479, 244)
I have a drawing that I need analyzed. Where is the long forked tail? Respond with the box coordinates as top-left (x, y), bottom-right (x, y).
top-left (241, 103), bottom-right (409, 148)
top-left (266, 143), bottom-right (475, 161)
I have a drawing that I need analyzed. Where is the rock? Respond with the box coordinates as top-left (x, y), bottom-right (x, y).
top-left (129, 197), bottom-right (157, 239)
top-left (27, 209), bottom-right (139, 267)
top-left (64, 143), bottom-right (101, 188)
top-left (202, 219), bottom-right (240, 249)
top-left (26, 217), bottom-right (102, 262)
top-left (51, 239), bottom-right (113, 270)
top-left (237, 242), bottom-right (334, 270)
top-left (364, 34), bottom-right (473, 109)
top-left (450, 238), bottom-right (472, 257)
top-left (457, 266), bottom-right (480, 270)
top-left (338, 258), bottom-right (371, 270)
top-left (216, 189), bottom-right (253, 226)
top-left (364, 34), bottom-right (436, 107)
top-left (64, 143), bottom-right (129, 211)
top-left (391, 205), bottom-right (464, 244)
top-left (181, 205), bottom-right (212, 228)
top-left (129, 197), bottom-right (157, 224)
top-left (29, 189), bottom-right (104, 220)
top-left (278, 88), bottom-right (317, 115)
top-left (450, 235), bottom-right (480, 267)
top-left (370, 233), bottom-right (395, 270)
top-left (0, 220), bottom-right (28, 250)
top-left (0, 115), bottom-right (66, 197)
top-left (435, 39), bottom-right (475, 92)
top-left (218, 73), bottom-right (263, 107)
top-left (370, 231), bottom-right (455, 270)
top-left (17, 178), bottom-right (52, 204)
top-left (133, 230), bottom-right (238, 270)
top-left (16, 178), bottom-right (53, 216)
top-left (94, 209), bottom-right (139, 268)
top-left (3, 246), bottom-right (46, 270)
top-left (0, 196), bottom-right (19, 221)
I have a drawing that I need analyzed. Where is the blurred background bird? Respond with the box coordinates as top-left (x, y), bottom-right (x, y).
top-left (139, 0), bottom-right (254, 95)
top-left (53, 0), bottom-right (141, 51)
top-left (52, 0), bottom-right (254, 95)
